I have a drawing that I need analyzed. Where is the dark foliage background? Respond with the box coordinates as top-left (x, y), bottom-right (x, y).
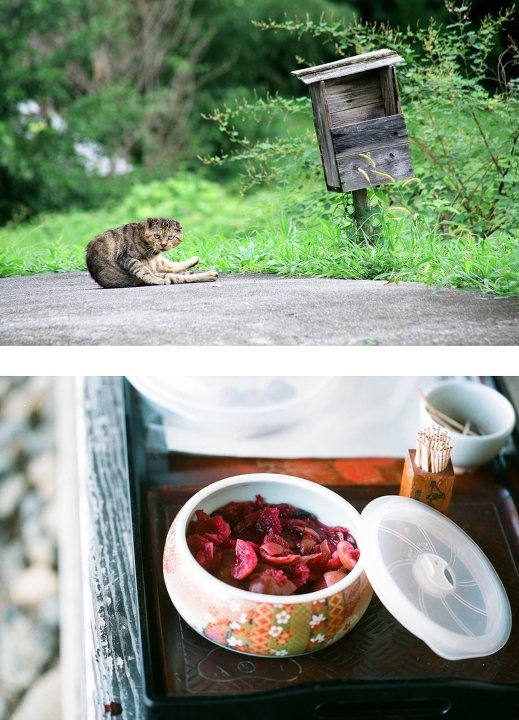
top-left (0, 0), bottom-right (514, 223)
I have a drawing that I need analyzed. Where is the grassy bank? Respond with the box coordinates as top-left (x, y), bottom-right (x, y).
top-left (0, 175), bottom-right (274, 276)
top-left (1, 174), bottom-right (518, 296)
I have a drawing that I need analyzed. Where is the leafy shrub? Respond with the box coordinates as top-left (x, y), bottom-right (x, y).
top-left (202, 4), bottom-right (519, 241)
top-left (0, 174), bottom-right (274, 276)
top-left (0, 0), bottom-right (355, 223)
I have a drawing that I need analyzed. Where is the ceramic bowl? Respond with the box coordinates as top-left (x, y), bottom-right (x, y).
top-left (163, 474), bottom-right (373, 657)
top-left (420, 380), bottom-right (516, 473)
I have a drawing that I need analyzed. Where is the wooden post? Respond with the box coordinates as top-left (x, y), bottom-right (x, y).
top-left (352, 188), bottom-right (373, 236)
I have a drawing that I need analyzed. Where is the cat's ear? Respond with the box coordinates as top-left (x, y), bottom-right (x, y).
top-left (147, 217), bottom-right (158, 227)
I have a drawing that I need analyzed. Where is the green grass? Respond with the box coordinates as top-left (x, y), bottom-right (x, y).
top-left (197, 211), bottom-right (519, 296)
top-left (1, 174), bottom-right (518, 296)
top-left (0, 175), bottom-right (275, 276)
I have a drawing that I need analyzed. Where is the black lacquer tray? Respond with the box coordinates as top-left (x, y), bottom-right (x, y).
top-left (122, 379), bottom-right (519, 720)
top-left (137, 483), bottom-right (519, 720)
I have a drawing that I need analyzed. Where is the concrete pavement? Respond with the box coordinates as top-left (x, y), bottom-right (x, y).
top-left (0, 271), bottom-right (518, 345)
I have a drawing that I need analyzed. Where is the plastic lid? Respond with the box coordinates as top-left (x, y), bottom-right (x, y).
top-left (359, 496), bottom-right (512, 660)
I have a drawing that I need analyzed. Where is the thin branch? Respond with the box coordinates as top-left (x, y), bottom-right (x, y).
top-left (470, 109), bottom-right (505, 177)
top-left (497, 126), bottom-right (519, 195)
top-left (425, 109), bottom-right (464, 191)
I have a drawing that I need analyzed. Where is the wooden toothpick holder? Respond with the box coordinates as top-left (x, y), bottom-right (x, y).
top-left (400, 449), bottom-right (455, 515)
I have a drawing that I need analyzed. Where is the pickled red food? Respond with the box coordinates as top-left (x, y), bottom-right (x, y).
top-left (186, 495), bottom-right (359, 595)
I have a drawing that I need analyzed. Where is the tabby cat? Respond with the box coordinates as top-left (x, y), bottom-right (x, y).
top-left (86, 217), bottom-right (218, 288)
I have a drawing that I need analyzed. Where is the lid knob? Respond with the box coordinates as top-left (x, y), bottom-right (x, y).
top-left (413, 552), bottom-right (456, 597)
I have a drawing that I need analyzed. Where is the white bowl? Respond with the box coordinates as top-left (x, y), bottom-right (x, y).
top-left (420, 380), bottom-right (516, 473)
top-left (163, 474), bottom-right (372, 656)
top-left (127, 376), bottom-right (332, 438)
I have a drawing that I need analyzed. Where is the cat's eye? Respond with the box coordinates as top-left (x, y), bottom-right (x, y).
top-left (154, 234), bottom-right (160, 239)
top-left (168, 235), bottom-right (172, 240)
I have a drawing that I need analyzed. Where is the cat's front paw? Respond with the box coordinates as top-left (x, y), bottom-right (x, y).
top-left (206, 270), bottom-right (218, 280)
top-left (187, 256), bottom-right (200, 268)
top-left (164, 273), bottom-right (185, 284)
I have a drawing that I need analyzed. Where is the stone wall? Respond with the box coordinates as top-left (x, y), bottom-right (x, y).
top-left (0, 378), bottom-right (60, 720)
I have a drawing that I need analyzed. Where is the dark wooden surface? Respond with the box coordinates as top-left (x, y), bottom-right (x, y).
top-left (324, 70), bottom-right (385, 129)
top-left (379, 65), bottom-right (401, 116)
top-left (332, 114), bottom-right (409, 157)
top-left (337, 143), bottom-right (415, 191)
top-left (146, 483), bottom-right (519, 700)
top-left (159, 453), bottom-right (499, 488)
top-left (308, 81), bottom-right (342, 191)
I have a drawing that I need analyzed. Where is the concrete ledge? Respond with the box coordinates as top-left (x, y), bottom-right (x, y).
top-left (0, 272), bottom-right (517, 346)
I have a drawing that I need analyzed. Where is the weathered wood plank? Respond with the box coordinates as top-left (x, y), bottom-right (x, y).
top-left (324, 70), bottom-right (381, 106)
top-left (331, 113), bottom-right (409, 157)
top-left (308, 81), bottom-right (341, 191)
top-left (393, 66), bottom-right (403, 113)
top-left (352, 188), bottom-right (374, 233)
top-left (379, 66), bottom-right (398, 117)
top-left (324, 70), bottom-right (385, 127)
top-left (81, 377), bottom-right (144, 720)
top-left (292, 49), bottom-right (404, 85)
top-left (337, 143), bottom-right (414, 191)
top-left (324, 71), bottom-right (385, 129)
top-left (329, 103), bottom-right (386, 130)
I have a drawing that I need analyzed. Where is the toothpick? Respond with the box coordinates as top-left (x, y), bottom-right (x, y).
top-left (416, 426), bottom-right (452, 473)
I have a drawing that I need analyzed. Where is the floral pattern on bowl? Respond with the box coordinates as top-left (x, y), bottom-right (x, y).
top-left (196, 578), bottom-right (372, 656)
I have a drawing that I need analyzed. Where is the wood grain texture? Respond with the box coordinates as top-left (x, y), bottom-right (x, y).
top-left (393, 65), bottom-right (403, 113)
top-left (308, 81), bottom-right (341, 191)
top-left (337, 143), bottom-right (414, 191)
top-left (379, 66), bottom-right (399, 116)
top-left (292, 49), bottom-right (404, 85)
top-left (324, 72), bottom-right (385, 129)
top-left (331, 113), bottom-right (409, 156)
top-left (82, 376), bottom-right (144, 719)
top-left (352, 188), bottom-right (373, 232)
top-left (329, 103), bottom-right (387, 132)
top-left (325, 71), bottom-right (382, 110)
top-left (400, 449), bottom-right (455, 515)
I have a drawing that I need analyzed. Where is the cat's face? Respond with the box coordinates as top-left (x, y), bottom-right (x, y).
top-left (145, 217), bottom-right (183, 252)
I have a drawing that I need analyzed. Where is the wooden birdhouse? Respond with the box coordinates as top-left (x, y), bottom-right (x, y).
top-left (292, 49), bottom-right (414, 194)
